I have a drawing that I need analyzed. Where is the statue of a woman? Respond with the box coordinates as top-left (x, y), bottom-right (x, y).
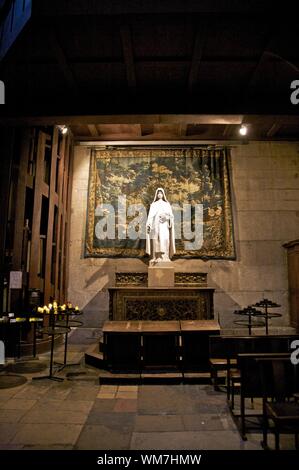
top-left (146, 188), bottom-right (175, 264)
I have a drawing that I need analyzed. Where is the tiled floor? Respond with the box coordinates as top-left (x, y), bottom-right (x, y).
top-left (0, 337), bottom-right (297, 450)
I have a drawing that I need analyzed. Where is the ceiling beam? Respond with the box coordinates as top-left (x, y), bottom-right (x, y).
top-left (247, 29), bottom-right (274, 91)
top-left (222, 125), bottom-right (234, 138)
top-left (141, 124), bottom-right (154, 136)
top-left (178, 123), bottom-right (188, 137)
top-left (266, 121), bottom-right (281, 138)
top-left (188, 23), bottom-right (206, 92)
top-left (87, 124), bottom-right (99, 137)
top-left (158, 115), bottom-right (243, 125)
top-left (13, 56), bottom-right (295, 66)
top-left (120, 25), bottom-right (136, 91)
top-left (48, 29), bottom-right (78, 94)
top-left (76, 139), bottom-right (248, 146)
top-left (34, 1), bottom-right (275, 16)
top-left (266, 51), bottom-right (299, 74)
top-left (0, 114), bottom-right (245, 126)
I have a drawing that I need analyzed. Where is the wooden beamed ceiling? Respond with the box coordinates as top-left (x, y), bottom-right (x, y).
top-left (70, 117), bottom-right (299, 141)
top-left (0, 0), bottom-right (298, 142)
top-left (0, 1), bottom-right (298, 119)
top-left (1, 113), bottom-right (298, 141)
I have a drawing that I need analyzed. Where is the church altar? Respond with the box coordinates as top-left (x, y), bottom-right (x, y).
top-left (104, 271), bottom-right (217, 372)
top-left (109, 271), bottom-right (214, 321)
top-left (102, 320), bottom-right (220, 371)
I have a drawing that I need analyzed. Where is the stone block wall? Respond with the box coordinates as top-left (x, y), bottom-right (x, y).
top-left (68, 142), bottom-right (299, 331)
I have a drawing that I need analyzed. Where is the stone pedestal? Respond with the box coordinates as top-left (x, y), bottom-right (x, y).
top-left (148, 265), bottom-right (174, 288)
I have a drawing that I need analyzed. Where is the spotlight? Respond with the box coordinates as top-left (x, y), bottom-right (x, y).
top-left (239, 124), bottom-right (248, 136)
top-left (57, 125), bottom-right (68, 135)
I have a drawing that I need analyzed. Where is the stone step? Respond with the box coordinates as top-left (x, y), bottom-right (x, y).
top-left (141, 371), bottom-right (183, 384)
top-left (99, 370), bottom-right (140, 385)
top-left (84, 351), bottom-right (105, 369)
top-left (98, 369), bottom-right (213, 385)
top-left (183, 371), bottom-right (213, 384)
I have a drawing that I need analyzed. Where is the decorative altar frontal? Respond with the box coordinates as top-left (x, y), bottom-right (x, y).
top-left (108, 287), bottom-right (214, 321)
top-left (85, 146), bottom-right (235, 259)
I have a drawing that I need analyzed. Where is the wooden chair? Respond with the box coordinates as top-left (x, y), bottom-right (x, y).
top-left (210, 357), bottom-right (237, 390)
top-left (209, 334), bottom-right (299, 398)
top-left (209, 336), bottom-right (238, 391)
top-left (234, 353), bottom-right (290, 439)
top-left (229, 368), bottom-right (242, 410)
top-left (257, 357), bottom-right (299, 450)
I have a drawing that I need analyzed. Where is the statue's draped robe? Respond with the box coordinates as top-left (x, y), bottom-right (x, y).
top-left (146, 197), bottom-right (176, 259)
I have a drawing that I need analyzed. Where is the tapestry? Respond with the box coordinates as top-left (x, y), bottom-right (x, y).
top-left (85, 147), bottom-right (235, 259)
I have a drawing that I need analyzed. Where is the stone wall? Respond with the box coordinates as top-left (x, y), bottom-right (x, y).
top-left (68, 142), bottom-right (299, 332)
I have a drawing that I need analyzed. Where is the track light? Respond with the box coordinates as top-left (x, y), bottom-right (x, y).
top-left (239, 124), bottom-right (248, 136)
top-left (57, 125), bottom-right (68, 135)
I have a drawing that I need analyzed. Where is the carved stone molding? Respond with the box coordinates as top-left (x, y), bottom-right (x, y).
top-left (115, 271), bottom-right (208, 287)
top-left (115, 272), bottom-right (148, 286)
top-left (174, 272), bottom-right (207, 286)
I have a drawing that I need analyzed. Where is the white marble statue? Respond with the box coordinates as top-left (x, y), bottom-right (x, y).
top-left (146, 187), bottom-right (175, 264)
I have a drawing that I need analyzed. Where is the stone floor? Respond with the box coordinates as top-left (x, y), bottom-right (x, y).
top-left (0, 332), bottom-right (297, 451)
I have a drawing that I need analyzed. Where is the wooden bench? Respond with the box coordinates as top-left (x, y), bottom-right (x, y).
top-left (209, 335), bottom-right (299, 396)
